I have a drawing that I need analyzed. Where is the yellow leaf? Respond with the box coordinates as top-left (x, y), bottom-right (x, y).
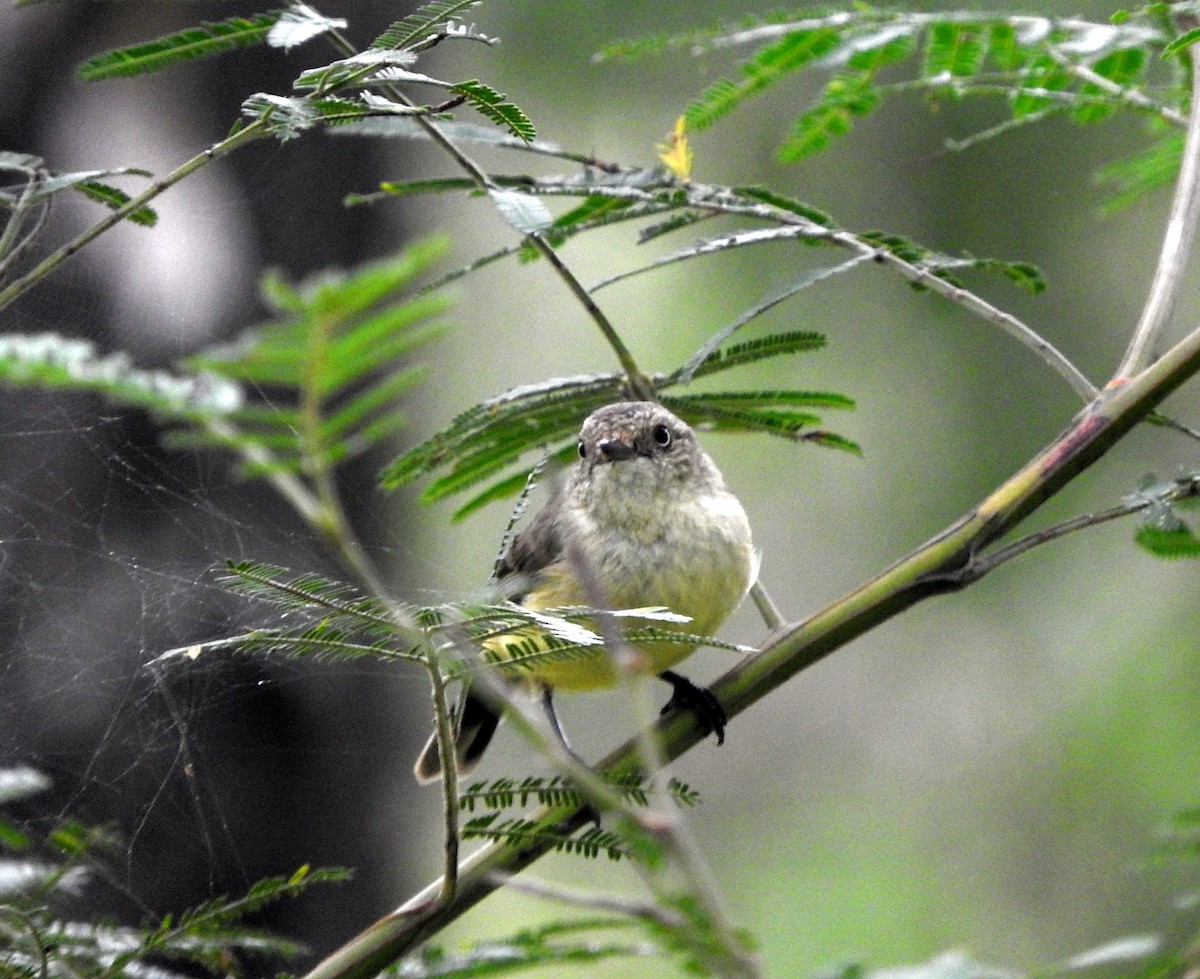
top-left (658, 116), bottom-right (693, 182)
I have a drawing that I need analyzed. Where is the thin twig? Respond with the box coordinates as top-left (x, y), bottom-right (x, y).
top-left (1049, 47), bottom-right (1188, 128)
top-left (749, 581), bottom-right (784, 630)
top-left (945, 472), bottom-right (1200, 583)
top-left (556, 541), bottom-right (748, 979)
top-left (1116, 26), bottom-right (1200, 379)
top-left (0, 121), bottom-right (269, 314)
top-left (425, 654), bottom-right (460, 902)
top-left (488, 872), bottom-right (684, 928)
top-left (323, 22), bottom-right (656, 399)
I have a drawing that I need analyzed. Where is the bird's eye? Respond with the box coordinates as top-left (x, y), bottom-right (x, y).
top-left (652, 424), bottom-right (672, 447)
top-left (577, 440), bottom-right (587, 458)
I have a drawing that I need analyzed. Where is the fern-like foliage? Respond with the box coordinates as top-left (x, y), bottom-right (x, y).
top-left (0, 242), bottom-right (448, 504)
top-left (459, 774), bottom-right (701, 813)
top-left (77, 13), bottom-right (281, 81)
top-left (71, 3), bottom-right (534, 149)
top-left (602, 8), bottom-right (1181, 169)
top-left (371, 0), bottom-right (486, 51)
top-left (184, 238), bottom-right (449, 478)
top-left (0, 766), bottom-right (346, 978)
top-left (160, 563), bottom-right (738, 685)
top-left (350, 144), bottom-right (1057, 516)
top-left (382, 326), bottom-right (856, 518)
top-left (450, 79), bottom-right (536, 143)
top-left (683, 27), bottom-right (843, 132)
top-left (463, 813), bottom-right (630, 860)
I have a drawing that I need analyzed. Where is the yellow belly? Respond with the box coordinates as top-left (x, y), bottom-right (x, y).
top-left (481, 494), bottom-right (756, 691)
top-left (482, 619), bottom-right (701, 691)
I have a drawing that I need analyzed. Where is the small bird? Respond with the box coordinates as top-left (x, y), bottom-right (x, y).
top-left (414, 400), bottom-right (757, 782)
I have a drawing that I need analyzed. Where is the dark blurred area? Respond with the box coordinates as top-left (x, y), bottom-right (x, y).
top-left (0, 3), bottom-right (433, 968)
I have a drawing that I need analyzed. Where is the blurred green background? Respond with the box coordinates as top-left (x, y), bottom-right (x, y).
top-left (2, 1), bottom-right (1199, 976)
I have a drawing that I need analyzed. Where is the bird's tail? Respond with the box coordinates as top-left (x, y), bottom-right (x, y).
top-left (413, 687), bottom-right (503, 783)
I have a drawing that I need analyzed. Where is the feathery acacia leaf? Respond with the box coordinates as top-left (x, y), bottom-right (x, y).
top-left (612, 9), bottom-right (1173, 166)
top-left (459, 775), bottom-right (700, 813)
top-left (188, 238), bottom-right (449, 475)
top-left (781, 72), bottom-right (879, 161)
top-left (684, 28), bottom-right (841, 132)
top-left (450, 80), bottom-right (536, 142)
top-left (170, 563), bottom-right (731, 678)
top-left (217, 562), bottom-right (395, 629)
top-left (383, 373), bottom-right (624, 490)
top-left (371, 0), bottom-right (485, 51)
top-left (385, 323), bottom-right (853, 511)
top-left (463, 813), bottom-right (629, 860)
top-left (72, 181), bottom-right (158, 226)
top-left (684, 330), bottom-right (827, 380)
top-left (78, 13), bottom-right (280, 81)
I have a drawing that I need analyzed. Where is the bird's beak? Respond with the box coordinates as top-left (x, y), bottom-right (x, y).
top-left (596, 436), bottom-right (636, 463)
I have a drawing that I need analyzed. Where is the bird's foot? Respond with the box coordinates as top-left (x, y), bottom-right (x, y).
top-left (659, 670), bottom-right (726, 745)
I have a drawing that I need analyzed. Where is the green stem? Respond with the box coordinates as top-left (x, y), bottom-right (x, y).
top-left (0, 121), bottom-right (269, 314)
top-left (426, 657), bottom-right (460, 902)
top-left (359, 62), bottom-right (655, 398)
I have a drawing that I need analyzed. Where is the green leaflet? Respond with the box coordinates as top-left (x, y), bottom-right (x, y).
top-left (780, 72), bottom-right (880, 162)
top-left (371, 0), bottom-right (485, 51)
top-left (1135, 523), bottom-right (1200, 559)
top-left (188, 238), bottom-right (450, 474)
top-left (450, 79), bottom-right (536, 143)
top-left (78, 13), bottom-right (280, 81)
top-left (684, 28), bottom-right (842, 132)
top-left (459, 775), bottom-right (700, 813)
top-left (73, 181), bottom-right (158, 227)
top-left (606, 9), bottom-right (1176, 164)
top-left (385, 328), bottom-right (855, 513)
top-left (1097, 131), bottom-right (1185, 214)
top-left (463, 813), bottom-right (629, 861)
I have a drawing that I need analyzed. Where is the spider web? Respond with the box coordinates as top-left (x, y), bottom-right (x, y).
top-left (0, 268), bottom-right (435, 962)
